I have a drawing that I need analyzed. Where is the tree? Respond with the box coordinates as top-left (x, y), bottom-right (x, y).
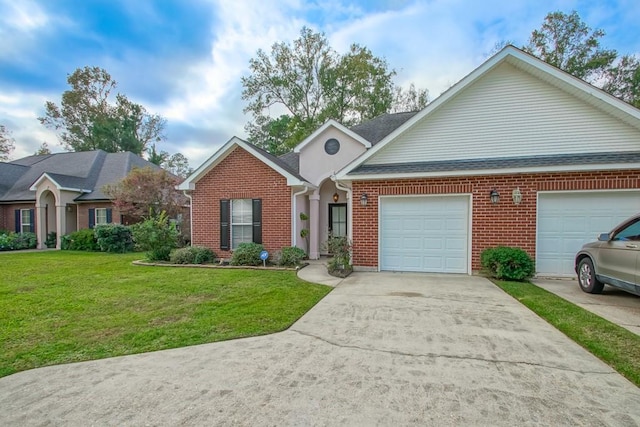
top-left (242, 27), bottom-right (424, 154)
top-left (390, 84), bottom-right (429, 113)
top-left (0, 125), bottom-right (15, 161)
top-left (524, 10), bottom-right (617, 82)
top-left (102, 167), bottom-right (187, 221)
top-left (39, 66), bottom-right (166, 155)
top-left (34, 142), bottom-right (52, 156)
top-left (602, 55), bottom-right (640, 108)
top-left (164, 153), bottom-right (192, 179)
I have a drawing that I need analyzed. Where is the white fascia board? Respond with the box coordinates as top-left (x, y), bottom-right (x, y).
top-left (293, 119), bottom-right (371, 153)
top-left (29, 173), bottom-right (90, 193)
top-left (343, 162), bottom-right (640, 181)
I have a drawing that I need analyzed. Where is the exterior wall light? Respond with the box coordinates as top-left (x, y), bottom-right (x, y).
top-left (333, 192), bottom-right (339, 203)
top-left (512, 188), bottom-right (523, 205)
top-left (489, 188), bottom-right (500, 205)
top-left (360, 193), bottom-right (368, 206)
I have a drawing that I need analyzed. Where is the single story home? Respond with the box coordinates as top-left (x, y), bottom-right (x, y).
top-left (0, 150), bottom-right (161, 249)
top-left (180, 46), bottom-right (640, 277)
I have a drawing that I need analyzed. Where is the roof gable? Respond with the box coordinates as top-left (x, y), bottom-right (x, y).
top-left (178, 137), bottom-right (311, 190)
top-left (337, 46), bottom-right (640, 179)
top-left (293, 120), bottom-right (371, 153)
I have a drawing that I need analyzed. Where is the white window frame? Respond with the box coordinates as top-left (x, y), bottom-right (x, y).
top-left (95, 208), bottom-right (108, 225)
top-left (231, 199), bottom-right (252, 250)
top-left (20, 209), bottom-right (32, 233)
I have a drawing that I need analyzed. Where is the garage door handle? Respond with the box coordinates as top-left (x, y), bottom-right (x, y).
top-left (626, 244), bottom-right (638, 249)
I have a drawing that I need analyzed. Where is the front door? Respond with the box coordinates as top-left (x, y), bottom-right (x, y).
top-left (329, 203), bottom-right (347, 237)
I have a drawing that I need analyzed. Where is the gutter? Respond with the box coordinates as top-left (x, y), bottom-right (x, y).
top-left (292, 184), bottom-right (312, 247)
top-left (182, 190), bottom-right (193, 245)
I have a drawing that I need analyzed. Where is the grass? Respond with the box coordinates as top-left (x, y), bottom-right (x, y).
top-left (495, 280), bottom-right (640, 387)
top-left (0, 251), bottom-right (331, 378)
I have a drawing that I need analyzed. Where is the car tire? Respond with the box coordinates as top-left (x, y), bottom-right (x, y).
top-left (578, 258), bottom-right (604, 294)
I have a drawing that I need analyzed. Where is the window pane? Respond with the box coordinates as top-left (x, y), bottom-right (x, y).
top-left (96, 208), bottom-right (107, 225)
top-left (21, 209), bottom-right (32, 233)
top-left (232, 225), bottom-right (252, 249)
top-left (232, 199), bottom-right (252, 224)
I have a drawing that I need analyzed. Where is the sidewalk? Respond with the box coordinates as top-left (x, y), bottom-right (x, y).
top-left (296, 259), bottom-right (344, 287)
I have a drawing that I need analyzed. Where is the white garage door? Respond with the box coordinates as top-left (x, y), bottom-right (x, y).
top-left (537, 191), bottom-right (640, 277)
top-left (380, 195), bottom-right (469, 273)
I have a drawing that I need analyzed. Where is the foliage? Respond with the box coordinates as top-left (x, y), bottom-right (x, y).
top-left (230, 242), bottom-right (265, 266)
top-left (0, 124), bottom-right (15, 161)
top-left (170, 246), bottom-right (216, 264)
top-left (299, 212), bottom-right (310, 254)
top-left (61, 229), bottom-right (99, 251)
top-left (94, 224), bottom-right (134, 253)
top-left (602, 54), bottom-right (640, 109)
top-left (0, 251), bottom-right (331, 378)
top-left (242, 27), bottom-right (427, 154)
top-left (275, 246), bottom-right (307, 267)
top-left (103, 167), bottom-right (187, 221)
top-left (0, 232), bottom-right (37, 251)
top-left (495, 280), bottom-right (640, 387)
top-left (390, 83), bottom-right (429, 113)
top-left (131, 212), bottom-right (179, 261)
top-left (480, 246), bottom-right (535, 281)
top-left (326, 235), bottom-right (352, 277)
top-left (45, 232), bottom-right (57, 248)
top-left (34, 142), bottom-right (52, 156)
top-left (147, 144), bottom-right (192, 178)
top-left (524, 10), bottom-right (617, 82)
top-left (38, 66), bottom-right (166, 155)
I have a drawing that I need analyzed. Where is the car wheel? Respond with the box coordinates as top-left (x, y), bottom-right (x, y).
top-left (578, 258), bottom-right (604, 294)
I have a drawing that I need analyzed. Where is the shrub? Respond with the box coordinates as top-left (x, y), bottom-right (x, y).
top-left (0, 233), bottom-right (12, 251)
top-left (45, 232), bottom-right (57, 248)
top-left (12, 232), bottom-right (37, 250)
top-left (275, 246), bottom-right (306, 267)
top-left (131, 212), bottom-right (179, 261)
top-left (170, 246), bottom-right (216, 264)
top-left (94, 224), bottom-right (134, 253)
top-left (326, 235), bottom-right (352, 277)
top-left (61, 229), bottom-right (99, 251)
top-left (230, 242), bottom-right (265, 266)
top-left (480, 246), bottom-right (535, 281)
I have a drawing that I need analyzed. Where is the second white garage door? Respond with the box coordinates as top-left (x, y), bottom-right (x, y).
top-left (380, 195), bottom-right (470, 273)
top-left (537, 191), bottom-right (640, 277)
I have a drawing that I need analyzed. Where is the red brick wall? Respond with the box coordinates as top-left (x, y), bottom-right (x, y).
top-left (191, 147), bottom-right (292, 258)
top-left (352, 169), bottom-right (640, 271)
top-left (77, 203), bottom-right (122, 229)
top-left (0, 203), bottom-right (36, 232)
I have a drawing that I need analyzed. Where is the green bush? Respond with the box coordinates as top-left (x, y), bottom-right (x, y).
top-left (61, 229), bottom-right (99, 251)
top-left (45, 232), bottom-right (57, 248)
top-left (326, 235), bottom-right (352, 275)
top-left (275, 246), bottom-right (306, 267)
top-left (0, 232), bottom-right (37, 251)
top-left (230, 242), bottom-right (265, 266)
top-left (131, 212), bottom-right (179, 261)
top-left (170, 246), bottom-right (216, 264)
top-left (480, 246), bottom-right (535, 281)
top-left (94, 224), bottom-right (134, 253)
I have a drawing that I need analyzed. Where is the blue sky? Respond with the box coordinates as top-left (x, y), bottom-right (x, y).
top-left (1, 0), bottom-right (639, 167)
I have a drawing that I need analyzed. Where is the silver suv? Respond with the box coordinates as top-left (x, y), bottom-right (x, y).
top-left (575, 213), bottom-right (640, 296)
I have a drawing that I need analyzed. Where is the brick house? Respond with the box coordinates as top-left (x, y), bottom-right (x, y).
top-left (0, 150), bottom-right (162, 249)
top-left (182, 46), bottom-right (640, 276)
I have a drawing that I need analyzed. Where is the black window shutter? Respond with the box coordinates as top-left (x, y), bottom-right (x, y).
top-left (29, 209), bottom-right (35, 233)
top-left (220, 199), bottom-right (230, 250)
top-left (106, 208), bottom-right (112, 223)
top-left (252, 199), bottom-right (262, 244)
top-left (14, 210), bottom-right (20, 232)
top-left (88, 208), bottom-right (95, 229)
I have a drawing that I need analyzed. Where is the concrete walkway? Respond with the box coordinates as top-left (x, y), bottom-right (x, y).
top-left (1, 269), bottom-right (640, 425)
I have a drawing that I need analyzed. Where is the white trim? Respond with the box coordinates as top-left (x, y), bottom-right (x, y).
top-left (377, 193), bottom-right (472, 275)
top-left (178, 136), bottom-right (313, 190)
top-left (342, 162), bottom-right (640, 181)
top-left (336, 45), bottom-right (640, 180)
top-left (29, 173), bottom-right (91, 193)
top-left (293, 119), bottom-right (371, 153)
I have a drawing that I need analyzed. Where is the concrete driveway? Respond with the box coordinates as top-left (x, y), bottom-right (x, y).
top-left (1, 273), bottom-right (640, 426)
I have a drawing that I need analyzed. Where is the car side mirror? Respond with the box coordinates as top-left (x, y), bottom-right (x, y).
top-left (598, 233), bottom-right (611, 241)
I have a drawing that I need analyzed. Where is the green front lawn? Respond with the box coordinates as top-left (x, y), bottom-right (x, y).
top-left (495, 280), bottom-right (640, 387)
top-left (0, 251), bottom-right (331, 378)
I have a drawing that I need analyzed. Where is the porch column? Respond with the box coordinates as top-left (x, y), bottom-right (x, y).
top-left (36, 205), bottom-right (47, 249)
top-left (309, 192), bottom-right (320, 260)
top-left (56, 204), bottom-right (66, 249)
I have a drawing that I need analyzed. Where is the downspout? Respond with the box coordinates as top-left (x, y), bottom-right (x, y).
top-left (292, 184), bottom-right (312, 247)
top-left (183, 190), bottom-right (193, 246)
top-left (332, 175), bottom-right (353, 264)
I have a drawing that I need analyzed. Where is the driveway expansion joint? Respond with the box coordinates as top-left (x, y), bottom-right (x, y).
top-left (289, 329), bottom-right (614, 376)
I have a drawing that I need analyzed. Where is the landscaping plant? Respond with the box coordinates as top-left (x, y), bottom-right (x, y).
top-left (170, 246), bottom-right (216, 264)
top-left (326, 235), bottom-right (352, 277)
top-left (94, 224), bottom-right (134, 253)
top-left (131, 211), bottom-right (179, 261)
top-left (230, 242), bottom-right (265, 266)
top-left (481, 246), bottom-right (535, 281)
top-left (275, 246), bottom-right (306, 267)
top-left (61, 229), bottom-right (99, 251)
top-left (0, 231), bottom-right (37, 251)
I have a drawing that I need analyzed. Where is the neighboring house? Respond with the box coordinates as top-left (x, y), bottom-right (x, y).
top-left (181, 46), bottom-right (640, 277)
top-left (0, 150), bottom-right (161, 249)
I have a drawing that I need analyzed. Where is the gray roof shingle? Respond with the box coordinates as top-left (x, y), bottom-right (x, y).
top-left (350, 111), bottom-right (419, 145)
top-left (348, 152), bottom-right (640, 176)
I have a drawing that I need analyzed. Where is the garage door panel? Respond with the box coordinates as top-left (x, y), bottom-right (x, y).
top-left (380, 196), bottom-right (469, 274)
top-left (537, 192), bottom-right (640, 276)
